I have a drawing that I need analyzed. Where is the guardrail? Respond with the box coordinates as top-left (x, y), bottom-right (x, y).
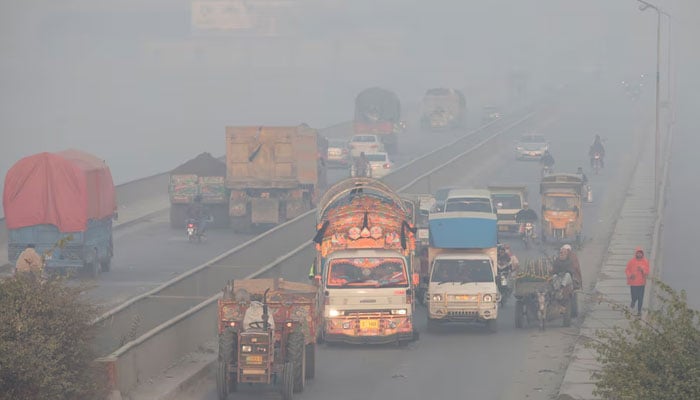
top-left (95, 103), bottom-right (547, 395)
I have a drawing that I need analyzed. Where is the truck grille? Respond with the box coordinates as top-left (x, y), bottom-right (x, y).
top-left (447, 310), bottom-right (478, 317)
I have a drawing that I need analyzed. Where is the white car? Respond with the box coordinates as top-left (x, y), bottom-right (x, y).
top-left (516, 134), bottom-right (549, 160)
top-left (348, 134), bottom-right (385, 158)
top-left (365, 152), bottom-right (394, 178)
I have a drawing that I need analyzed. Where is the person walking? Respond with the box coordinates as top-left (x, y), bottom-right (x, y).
top-left (625, 247), bottom-right (650, 317)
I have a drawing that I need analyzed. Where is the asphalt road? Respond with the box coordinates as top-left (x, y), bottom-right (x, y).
top-left (85, 103), bottom-right (499, 310)
top-left (173, 84), bottom-right (646, 400)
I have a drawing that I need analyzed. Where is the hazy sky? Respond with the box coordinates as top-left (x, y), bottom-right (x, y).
top-left (1, 0), bottom-right (694, 213)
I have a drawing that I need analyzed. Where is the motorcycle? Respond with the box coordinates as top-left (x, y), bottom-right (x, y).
top-left (521, 222), bottom-right (536, 249)
top-left (186, 218), bottom-right (206, 243)
top-left (541, 164), bottom-right (553, 177)
top-left (496, 263), bottom-right (513, 306)
top-left (592, 153), bottom-right (602, 175)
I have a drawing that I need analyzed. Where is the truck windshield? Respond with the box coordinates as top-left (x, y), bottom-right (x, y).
top-left (431, 259), bottom-right (494, 283)
top-left (543, 196), bottom-right (578, 211)
top-left (492, 194), bottom-right (521, 209)
top-left (327, 257), bottom-right (408, 288)
top-left (445, 198), bottom-right (493, 213)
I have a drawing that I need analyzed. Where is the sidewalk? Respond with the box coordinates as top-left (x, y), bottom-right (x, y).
top-left (557, 137), bottom-right (655, 399)
top-left (0, 195), bottom-right (170, 270)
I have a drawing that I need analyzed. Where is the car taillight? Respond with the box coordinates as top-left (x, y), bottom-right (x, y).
top-left (383, 163), bottom-right (390, 169)
top-left (370, 144), bottom-right (378, 148)
top-left (342, 148), bottom-right (348, 154)
top-left (188, 224), bottom-right (194, 228)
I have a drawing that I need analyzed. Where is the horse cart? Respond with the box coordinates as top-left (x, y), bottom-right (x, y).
top-left (514, 259), bottom-right (574, 330)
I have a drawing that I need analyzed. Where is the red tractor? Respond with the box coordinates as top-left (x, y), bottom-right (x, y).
top-left (216, 278), bottom-right (321, 400)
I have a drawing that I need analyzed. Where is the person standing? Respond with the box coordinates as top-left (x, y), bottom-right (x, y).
top-left (625, 247), bottom-right (650, 316)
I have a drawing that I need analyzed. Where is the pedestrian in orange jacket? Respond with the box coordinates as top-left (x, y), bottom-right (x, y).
top-left (625, 247), bottom-right (650, 316)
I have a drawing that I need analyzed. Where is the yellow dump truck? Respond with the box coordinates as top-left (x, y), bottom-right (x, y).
top-left (225, 125), bottom-right (328, 231)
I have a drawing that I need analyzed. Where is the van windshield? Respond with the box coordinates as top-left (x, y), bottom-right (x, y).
top-left (431, 259), bottom-right (494, 283)
top-left (445, 197), bottom-right (493, 213)
top-left (327, 257), bottom-right (408, 288)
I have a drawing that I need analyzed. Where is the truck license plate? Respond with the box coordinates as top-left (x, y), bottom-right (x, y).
top-left (359, 320), bottom-right (379, 330)
top-left (246, 355), bottom-right (263, 364)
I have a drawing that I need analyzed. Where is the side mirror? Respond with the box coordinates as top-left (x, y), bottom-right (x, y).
top-left (412, 273), bottom-right (420, 286)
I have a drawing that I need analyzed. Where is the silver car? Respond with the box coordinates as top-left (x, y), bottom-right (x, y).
top-left (326, 138), bottom-right (350, 167)
top-left (516, 134), bottom-right (549, 160)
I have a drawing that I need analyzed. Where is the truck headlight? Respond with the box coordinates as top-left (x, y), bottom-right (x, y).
top-left (391, 309), bottom-right (407, 315)
top-left (241, 345), bottom-right (252, 353)
top-left (483, 294), bottom-right (493, 302)
top-left (328, 309), bottom-right (341, 317)
top-left (432, 294), bottom-right (443, 302)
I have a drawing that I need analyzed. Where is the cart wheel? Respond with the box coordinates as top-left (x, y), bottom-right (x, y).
top-left (563, 299), bottom-right (572, 327)
top-left (515, 300), bottom-right (524, 329)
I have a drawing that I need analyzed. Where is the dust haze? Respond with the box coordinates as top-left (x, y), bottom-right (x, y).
top-left (0, 0), bottom-right (696, 205)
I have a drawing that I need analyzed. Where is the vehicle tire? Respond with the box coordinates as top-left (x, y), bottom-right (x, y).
top-left (571, 291), bottom-right (580, 318)
top-left (305, 344), bottom-right (315, 380)
top-left (486, 318), bottom-right (498, 333)
top-left (280, 361), bottom-right (294, 400)
top-left (216, 329), bottom-right (237, 399)
top-left (286, 329), bottom-right (305, 393)
top-left (515, 300), bottom-right (524, 328)
top-left (563, 299), bottom-right (572, 327)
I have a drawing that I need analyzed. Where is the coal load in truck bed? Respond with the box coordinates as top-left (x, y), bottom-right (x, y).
top-left (170, 152), bottom-right (225, 177)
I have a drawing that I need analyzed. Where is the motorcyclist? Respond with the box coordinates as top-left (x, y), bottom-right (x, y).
top-left (589, 135), bottom-right (605, 168)
top-left (186, 195), bottom-right (211, 234)
top-left (497, 245), bottom-right (514, 273)
top-left (541, 150), bottom-right (555, 171)
top-left (353, 152), bottom-right (371, 177)
top-left (515, 202), bottom-right (538, 224)
top-left (576, 167), bottom-right (589, 185)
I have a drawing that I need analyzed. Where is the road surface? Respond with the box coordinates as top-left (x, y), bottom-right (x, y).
top-left (173, 84), bottom-right (648, 400)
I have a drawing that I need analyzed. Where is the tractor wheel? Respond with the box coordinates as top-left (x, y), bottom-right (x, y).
top-left (216, 329), bottom-right (236, 400)
top-left (305, 344), bottom-right (315, 380)
top-left (515, 300), bottom-right (524, 329)
top-left (286, 330), bottom-right (306, 393)
top-left (280, 362), bottom-right (294, 400)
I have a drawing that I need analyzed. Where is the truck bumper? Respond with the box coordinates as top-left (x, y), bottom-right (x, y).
top-left (429, 304), bottom-right (498, 322)
top-left (323, 316), bottom-right (414, 344)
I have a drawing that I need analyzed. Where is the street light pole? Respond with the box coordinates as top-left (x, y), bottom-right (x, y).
top-left (636, 0), bottom-right (668, 207)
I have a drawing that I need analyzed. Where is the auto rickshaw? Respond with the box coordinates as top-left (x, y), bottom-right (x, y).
top-left (539, 174), bottom-right (584, 246)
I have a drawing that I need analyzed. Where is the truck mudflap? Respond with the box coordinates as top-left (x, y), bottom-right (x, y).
top-left (324, 315), bottom-right (414, 344)
top-left (251, 198), bottom-right (280, 224)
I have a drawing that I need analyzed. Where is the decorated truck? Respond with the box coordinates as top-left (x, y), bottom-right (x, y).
top-left (225, 125), bottom-right (328, 232)
top-left (426, 211), bottom-right (500, 332)
top-left (420, 88), bottom-right (467, 131)
top-left (3, 150), bottom-right (117, 277)
top-left (168, 152), bottom-right (228, 228)
top-left (312, 178), bottom-right (418, 345)
top-left (353, 87), bottom-right (402, 154)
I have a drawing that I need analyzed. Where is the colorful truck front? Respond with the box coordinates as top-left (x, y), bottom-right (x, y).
top-left (313, 178), bottom-right (418, 344)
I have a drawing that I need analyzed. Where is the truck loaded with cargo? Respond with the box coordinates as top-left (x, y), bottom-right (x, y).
top-left (169, 152), bottom-right (228, 228)
top-left (226, 125), bottom-right (328, 232)
top-left (3, 150), bottom-right (117, 277)
top-left (420, 88), bottom-right (467, 131)
top-left (353, 87), bottom-right (402, 154)
top-left (426, 210), bottom-right (500, 332)
top-left (312, 178), bottom-right (419, 345)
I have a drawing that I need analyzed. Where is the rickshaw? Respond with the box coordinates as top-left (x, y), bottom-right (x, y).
top-left (539, 174), bottom-right (584, 246)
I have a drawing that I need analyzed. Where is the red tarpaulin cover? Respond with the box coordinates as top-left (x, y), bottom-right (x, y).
top-left (3, 149), bottom-right (116, 232)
